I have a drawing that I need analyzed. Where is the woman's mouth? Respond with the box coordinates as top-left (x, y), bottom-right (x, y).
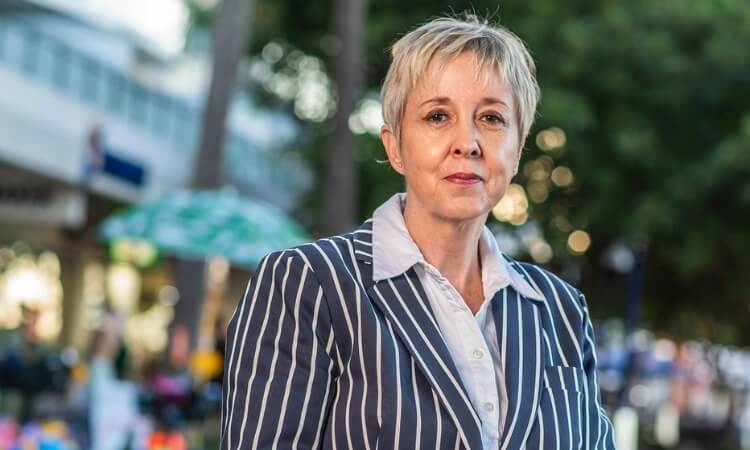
top-left (445, 172), bottom-right (482, 186)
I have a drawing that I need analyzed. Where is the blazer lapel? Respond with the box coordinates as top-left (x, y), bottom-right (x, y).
top-left (367, 271), bottom-right (483, 450)
top-left (494, 288), bottom-right (545, 450)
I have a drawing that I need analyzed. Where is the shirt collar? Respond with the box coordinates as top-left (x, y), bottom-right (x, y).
top-left (372, 192), bottom-right (544, 301)
top-left (372, 193), bottom-right (424, 281)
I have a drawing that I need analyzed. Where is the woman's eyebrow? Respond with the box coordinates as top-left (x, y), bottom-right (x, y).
top-left (479, 97), bottom-right (510, 108)
top-left (418, 96), bottom-right (510, 108)
top-left (419, 96), bottom-right (451, 107)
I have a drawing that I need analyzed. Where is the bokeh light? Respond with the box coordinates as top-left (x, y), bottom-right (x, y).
top-left (349, 97), bottom-right (384, 136)
top-left (551, 166), bottom-right (575, 187)
top-left (527, 180), bottom-right (549, 203)
top-left (568, 230), bottom-right (592, 255)
top-left (0, 249), bottom-right (63, 341)
top-left (535, 127), bottom-right (567, 151)
top-left (492, 184), bottom-right (529, 225)
top-left (529, 240), bottom-right (553, 263)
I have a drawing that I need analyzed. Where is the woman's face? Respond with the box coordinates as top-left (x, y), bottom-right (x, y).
top-left (382, 51), bottom-right (522, 223)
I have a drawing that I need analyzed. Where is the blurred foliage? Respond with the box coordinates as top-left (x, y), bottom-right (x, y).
top-left (190, 0), bottom-right (750, 344)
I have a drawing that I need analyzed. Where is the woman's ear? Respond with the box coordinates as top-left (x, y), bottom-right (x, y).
top-left (381, 124), bottom-right (405, 175)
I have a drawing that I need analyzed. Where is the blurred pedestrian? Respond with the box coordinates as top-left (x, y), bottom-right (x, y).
top-left (88, 311), bottom-right (140, 450)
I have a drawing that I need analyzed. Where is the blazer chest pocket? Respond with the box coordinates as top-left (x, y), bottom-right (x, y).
top-left (539, 365), bottom-right (585, 449)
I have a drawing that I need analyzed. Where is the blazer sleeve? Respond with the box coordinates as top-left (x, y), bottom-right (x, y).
top-left (220, 250), bottom-right (337, 449)
top-left (578, 291), bottom-right (617, 450)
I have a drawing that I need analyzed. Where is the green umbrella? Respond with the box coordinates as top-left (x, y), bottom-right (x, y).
top-left (99, 189), bottom-right (311, 268)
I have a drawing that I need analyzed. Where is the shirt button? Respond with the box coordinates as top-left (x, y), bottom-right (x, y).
top-left (472, 349), bottom-right (484, 359)
top-left (484, 402), bottom-right (495, 412)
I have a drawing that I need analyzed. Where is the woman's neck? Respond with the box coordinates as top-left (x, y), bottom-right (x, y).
top-left (402, 193), bottom-right (487, 311)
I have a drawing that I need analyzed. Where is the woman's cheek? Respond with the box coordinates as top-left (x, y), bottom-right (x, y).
top-left (487, 178), bottom-right (507, 203)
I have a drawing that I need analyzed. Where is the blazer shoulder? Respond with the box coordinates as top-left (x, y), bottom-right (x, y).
top-left (505, 257), bottom-right (584, 308)
top-left (271, 231), bottom-right (360, 274)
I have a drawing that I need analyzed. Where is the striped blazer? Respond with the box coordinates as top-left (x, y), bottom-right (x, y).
top-left (220, 219), bottom-right (616, 449)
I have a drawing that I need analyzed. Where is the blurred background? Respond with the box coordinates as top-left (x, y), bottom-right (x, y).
top-left (0, 0), bottom-right (748, 448)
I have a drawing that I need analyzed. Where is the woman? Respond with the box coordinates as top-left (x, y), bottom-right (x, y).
top-left (221, 15), bottom-right (615, 450)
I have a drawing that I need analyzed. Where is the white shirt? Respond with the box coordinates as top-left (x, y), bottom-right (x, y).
top-left (371, 193), bottom-right (544, 450)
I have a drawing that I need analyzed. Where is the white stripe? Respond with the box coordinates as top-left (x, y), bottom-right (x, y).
top-left (291, 287), bottom-right (325, 449)
top-left (586, 350), bottom-right (612, 447)
top-left (339, 238), bottom-right (372, 449)
top-left (499, 290), bottom-right (509, 436)
top-left (537, 406), bottom-right (544, 449)
top-left (311, 333), bottom-right (336, 449)
top-left (330, 354), bottom-right (342, 450)
top-left (560, 282), bottom-right (585, 321)
top-left (578, 308), bottom-right (597, 449)
top-left (223, 254), bottom-right (272, 444)
top-left (270, 263), bottom-right (310, 447)
top-left (518, 307), bottom-right (542, 447)
top-left (542, 331), bottom-right (555, 366)
top-left (582, 361), bottom-right (591, 450)
top-left (349, 248), bottom-right (372, 450)
top-left (292, 247), bottom-right (315, 272)
top-left (557, 368), bottom-right (573, 449)
top-left (353, 238), bottom-right (372, 247)
top-left (432, 389), bottom-right (442, 450)
top-left (412, 359), bottom-right (422, 449)
top-left (355, 249), bottom-right (373, 258)
top-left (547, 372), bottom-right (561, 450)
top-left (574, 368), bottom-right (583, 449)
top-left (386, 319), bottom-right (402, 450)
top-left (332, 324), bottom-right (346, 450)
top-left (600, 413), bottom-right (610, 450)
top-left (376, 315), bottom-right (383, 427)
top-left (500, 292), bottom-right (524, 450)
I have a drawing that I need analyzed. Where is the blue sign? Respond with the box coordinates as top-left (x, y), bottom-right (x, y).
top-left (84, 126), bottom-right (148, 188)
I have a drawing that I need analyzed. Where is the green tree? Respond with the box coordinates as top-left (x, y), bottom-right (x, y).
top-left (192, 0), bottom-right (750, 344)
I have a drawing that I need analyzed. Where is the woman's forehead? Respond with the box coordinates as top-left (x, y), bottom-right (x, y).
top-left (409, 53), bottom-right (512, 105)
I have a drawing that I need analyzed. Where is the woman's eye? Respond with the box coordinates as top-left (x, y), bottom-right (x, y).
top-left (426, 112), bottom-right (448, 122)
top-left (481, 114), bottom-right (507, 125)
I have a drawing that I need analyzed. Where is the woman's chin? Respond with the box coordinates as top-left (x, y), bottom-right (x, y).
top-left (434, 199), bottom-right (490, 223)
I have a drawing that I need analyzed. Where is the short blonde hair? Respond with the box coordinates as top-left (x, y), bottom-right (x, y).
top-left (381, 15), bottom-right (540, 143)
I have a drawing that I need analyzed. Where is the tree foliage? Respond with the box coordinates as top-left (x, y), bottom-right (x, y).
top-left (192, 0), bottom-right (750, 344)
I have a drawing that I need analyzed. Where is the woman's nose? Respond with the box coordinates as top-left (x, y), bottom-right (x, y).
top-left (452, 120), bottom-right (481, 158)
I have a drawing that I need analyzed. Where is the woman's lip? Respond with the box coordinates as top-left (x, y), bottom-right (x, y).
top-left (445, 173), bottom-right (482, 185)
